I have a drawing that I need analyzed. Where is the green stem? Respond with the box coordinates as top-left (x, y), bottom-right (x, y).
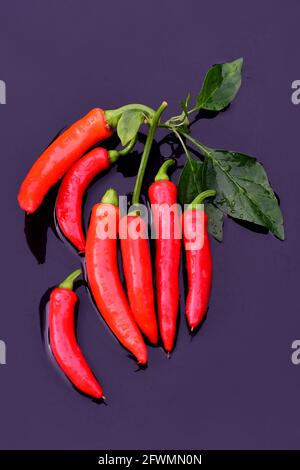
top-left (172, 128), bottom-right (193, 162)
top-left (179, 131), bottom-right (211, 155)
top-left (154, 159), bottom-right (174, 182)
top-left (187, 190), bottom-right (216, 210)
top-left (132, 101), bottom-right (168, 205)
top-left (59, 269), bottom-right (82, 290)
top-left (108, 135), bottom-right (137, 163)
top-left (105, 104), bottom-right (155, 129)
top-left (162, 105), bottom-right (200, 127)
top-left (101, 188), bottom-right (118, 206)
top-left (187, 106), bottom-right (199, 115)
top-left (161, 117), bottom-right (211, 157)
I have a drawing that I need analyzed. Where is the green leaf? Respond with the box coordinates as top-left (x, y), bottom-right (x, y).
top-left (178, 158), bottom-right (204, 204)
top-left (196, 58), bottom-right (243, 111)
top-left (178, 158), bottom-right (224, 241)
top-left (205, 203), bottom-right (224, 242)
top-left (204, 150), bottom-right (284, 240)
top-left (117, 110), bottom-right (144, 146)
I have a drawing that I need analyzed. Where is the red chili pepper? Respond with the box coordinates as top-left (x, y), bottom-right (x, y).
top-left (120, 214), bottom-right (158, 345)
top-left (148, 160), bottom-right (181, 352)
top-left (55, 148), bottom-right (110, 252)
top-left (18, 108), bottom-right (112, 213)
top-left (182, 190), bottom-right (216, 331)
top-left (55, 138), bottom-right (136, 253)
top-left (115, 102), bottom-right (168, 346)
top-left (49, 269), bottom-right (104, 399)
top-left (85, 189), bottom-right (147, 364)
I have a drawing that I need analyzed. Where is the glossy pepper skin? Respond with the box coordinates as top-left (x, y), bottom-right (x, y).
top-left (56, 147), bottom-right (110, 252)
top-left (85, 189), bottom-right (147, 364)
top-left (18, 108), bottom-right (112, 213)
top-left (49, 270), bottom-right (104, 399)
top-left (120, 215), bottom-right (158, 345)
top-left (148, 160), bottom-right (181, 352)
top-left (182, 190), bottom-right (215, 331)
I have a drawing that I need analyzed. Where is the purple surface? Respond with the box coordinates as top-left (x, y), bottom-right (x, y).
top-left (0, 0), bottom-right (299, 450)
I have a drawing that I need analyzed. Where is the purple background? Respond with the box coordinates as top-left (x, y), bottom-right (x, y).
top-left (0, 0), bottom-right (299, 450)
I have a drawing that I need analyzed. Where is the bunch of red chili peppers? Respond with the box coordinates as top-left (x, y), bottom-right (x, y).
top-left (17, 103), bottom-right (218, 400)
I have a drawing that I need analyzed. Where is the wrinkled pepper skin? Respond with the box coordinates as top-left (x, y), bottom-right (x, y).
top-left (86, 203), bottom-right (147, 364)
top-left (148, 180), bottom-right (181, 352)
top-left (18, 108), bottom-right (112, 213)
top-left (49, 287), bottom-right (104, 399)
top-left (120, 215), bottom-right (158, 345)
top-left (56, 148), bottom-right (110, 252)
top-left (182, 209), bottom-right (212, 330)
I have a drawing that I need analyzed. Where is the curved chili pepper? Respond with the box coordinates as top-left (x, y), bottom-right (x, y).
top-left (120, 214), bottom-right (158, 345)
top-left (148, 160), bottom-right (181, 352)
top-left (55, 148), bottom-right (110, 252)
top-left (55, 139), bottom-right (136, 253)
top-left (49, 269), bottom-right (104, 399)
top-left (85, 189), bottom-right (147, 364)
top-left (182, 190), bottom-right (216, 331)
top-left (18, 108), bottom-right (112, 213)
